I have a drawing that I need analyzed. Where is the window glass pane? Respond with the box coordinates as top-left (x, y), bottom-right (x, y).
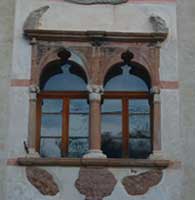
top-left (129, 99), bottom-right (151, 158)
top-left (105, 65), bottom-right (148, 91)
top-left (44, 63), bottom-right (86, 91)
top-left (69, 99), bottom-right (89, 157)
top-left (40, 99), bottom-right (63, 157)
top-left (101, 99), bottom-right (122, 158)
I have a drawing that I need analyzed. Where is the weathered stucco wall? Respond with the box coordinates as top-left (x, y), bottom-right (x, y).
top-left (177, 0), bottom-right (195, 199)
top-left (2, 0), bottom-right (189, 199)
top-left (0, 0), bottom-right (15, 199)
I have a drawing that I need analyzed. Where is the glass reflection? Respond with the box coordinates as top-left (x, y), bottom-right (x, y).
top-left (129, 99), bottom-right (151, 158)
top-left (44, 64), bottom-right (86, 91)
top-left (69, 99), bottom-right (89, 157)
top-left (101, 100), bottom-right (122, 158)
top-left (105, 65), bottom-right (148, 91)
top-left (40, 99), bottom-right (63, 157)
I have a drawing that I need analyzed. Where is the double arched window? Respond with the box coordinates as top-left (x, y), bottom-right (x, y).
top-left (36, 50), bottom-right (152, 159)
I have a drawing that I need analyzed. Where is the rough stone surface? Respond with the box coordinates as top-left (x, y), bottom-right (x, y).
top-left (26, 167), bottom-right (59, 196)
top-left (122, 170), bottom-right (163, 195)
top-left (75, 167), bottom-right (117, 200)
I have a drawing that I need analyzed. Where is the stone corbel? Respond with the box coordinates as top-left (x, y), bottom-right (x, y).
top-left (87, 84), bottom-right (104, 101)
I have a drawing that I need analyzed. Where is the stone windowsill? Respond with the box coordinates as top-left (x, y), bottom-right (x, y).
top-left (14, 157), bottom-right (171, 168)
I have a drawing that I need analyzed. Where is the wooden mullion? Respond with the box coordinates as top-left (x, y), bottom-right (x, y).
top-left (36, 96), bottom-right (42, 152)
top-left (122, 98), bottom-right (129, 158)
top-left (61, 98), bottom-right (69, 157)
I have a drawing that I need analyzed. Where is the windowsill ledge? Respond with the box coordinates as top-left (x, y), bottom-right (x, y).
top-left (13, 157), bottom-right (171, 168)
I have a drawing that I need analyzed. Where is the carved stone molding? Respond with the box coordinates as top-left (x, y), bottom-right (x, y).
top-left (64, 0), bottom-right (127, 5)
top-left (149, 15), bottom-right (169, 33)
top-left (75, 167), bottom-right (117, 200)
top-left (23, 6), bottom-right (49, 30)
top-left (26, 167), bottom-right (59, 196)
top-left (122, 170), bottom-right (163, 196)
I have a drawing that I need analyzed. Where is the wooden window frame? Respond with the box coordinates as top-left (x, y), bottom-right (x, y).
top-left (102, 91), bottom-right (152, 158)
top-left (36, 91), bottom-right (88, 156)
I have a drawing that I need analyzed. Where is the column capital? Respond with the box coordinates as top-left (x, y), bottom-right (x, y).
top-left (150, 86), bottom-right (161, 103)
top-left (29, 85), bottom-right (40, 100)
top-left (87, 84), bottom-right (104, 101)
top-left (150, 86), bottom-right (160, 94)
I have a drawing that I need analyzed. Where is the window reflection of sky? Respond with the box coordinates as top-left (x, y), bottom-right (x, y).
top-left (105, 65), bottom-right (148, 91)
top-left (69, 99), bottom-right (89, 157)
top-left (101, 100), bottom-right (122, 136)
top-left (44, 64), bottom-right (86, 91)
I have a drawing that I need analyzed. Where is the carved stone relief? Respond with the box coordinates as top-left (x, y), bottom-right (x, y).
top-left (149, 15), bottom-right (168, 33)
top-left (75, 167), bottom-right (117, 200)
top-left (26, 167), bottom-right (59, 196)
top-left (23, 6), bottom-right (49, 30)
top-left (122, 169), bottom-right (163, 195)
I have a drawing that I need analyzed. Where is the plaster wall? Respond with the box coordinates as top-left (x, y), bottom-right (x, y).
top-left (177, 0), bottom-right (195, 199)
top-left (5, 0), bottom-right (184, 200)
top-left (0, 0), bottom-right (15, 199)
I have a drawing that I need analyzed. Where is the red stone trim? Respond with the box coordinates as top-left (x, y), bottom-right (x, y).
top-left (160, 81), bottom-right (179, 89)
top-left (127, 0), bottom-right (176, 3)
top-left (10, 79), bottom-right (31, 87)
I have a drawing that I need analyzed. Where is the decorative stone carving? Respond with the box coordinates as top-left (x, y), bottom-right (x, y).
top-left (23, 6), bottom-right (49, 30)
top-left (150, 86), bottom-right (160, 95)
top-left (29, 85), bottom-right (40, 100)
top-left (122, 170), bottom-right (163, 196)
top-left (87, 84), bottom-right (104, 101)
top-left (75, 167), bottom-right (117, 200)
top-left (26, 167), bottom-right (59, 196)
top-left (64, 0), bottom-right (127, 5)
top-left (149, 15), bottom-right (168, 33)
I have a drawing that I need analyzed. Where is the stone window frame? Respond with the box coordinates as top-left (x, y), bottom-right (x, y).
top-left (25, 29), bottom-right (167, 159)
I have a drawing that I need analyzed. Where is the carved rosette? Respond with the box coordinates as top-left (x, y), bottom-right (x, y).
top-left (122, 170), bottom-right (163, 195)
top-left (75, 167), bottom-right (117, 200)
top-left (26, 167), bottom-right (59, 196)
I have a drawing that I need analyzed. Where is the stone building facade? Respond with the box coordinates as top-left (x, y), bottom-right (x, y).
top-left (0, 0), bottom-right (195, 199)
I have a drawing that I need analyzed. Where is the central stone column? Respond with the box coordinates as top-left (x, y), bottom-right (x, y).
top-left (84, 85), bottom-right (106, 158)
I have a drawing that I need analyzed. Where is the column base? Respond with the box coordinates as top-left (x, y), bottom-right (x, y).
top-left (83, 150), bottom-right (107, 159)
top-left (149, 150), bottom-right (164, 160)
top-left (26, 148), bottom-right (40, 158)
